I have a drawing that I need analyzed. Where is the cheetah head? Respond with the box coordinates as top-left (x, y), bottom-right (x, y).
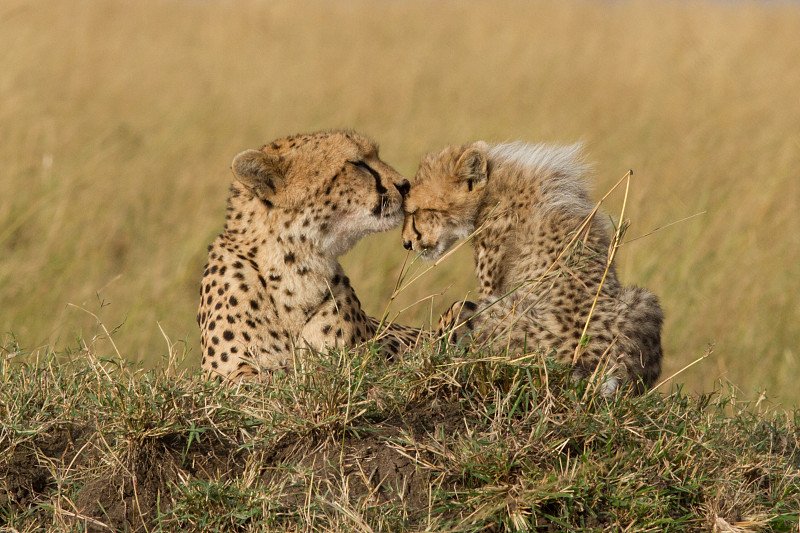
top-left (402, 142), bottom-right (489, 260)
top-left (231, 131), bottom-right (410, 257)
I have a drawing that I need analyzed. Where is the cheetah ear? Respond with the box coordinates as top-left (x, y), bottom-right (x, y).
top-left (231, 150), bottom-right (287, 198)
top-left (453, 147), bottom-right (488, 192)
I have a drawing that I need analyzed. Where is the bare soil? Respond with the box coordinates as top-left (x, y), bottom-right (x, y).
top-left (1, 401), bottom-right (465, 532)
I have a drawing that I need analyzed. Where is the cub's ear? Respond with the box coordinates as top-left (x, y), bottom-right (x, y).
top-left (231, 150), bottom-right (286, 198)
top-left (453, 147), bottom-right (488, 192)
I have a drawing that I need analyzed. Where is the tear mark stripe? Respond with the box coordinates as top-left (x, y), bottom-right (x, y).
top-left (349, 160), bottom-right (387, 194)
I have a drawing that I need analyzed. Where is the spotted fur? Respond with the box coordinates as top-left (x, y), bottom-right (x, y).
top-left (199, 130), bottom-right (422, 380)
top-left (402, 141), bottom-right (663, 393)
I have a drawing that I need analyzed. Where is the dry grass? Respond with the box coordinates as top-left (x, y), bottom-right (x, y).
top-left (1, 337), bottom-right (798, 532)
top-left (1, 0), bottom-right (799, 405)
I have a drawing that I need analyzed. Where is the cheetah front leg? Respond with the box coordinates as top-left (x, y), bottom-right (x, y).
top-left (300, 307), bottom-right (365, 355)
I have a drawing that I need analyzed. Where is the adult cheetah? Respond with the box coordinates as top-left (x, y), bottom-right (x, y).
top-left (199, 130), bottom-right (422, 380)
top-left (401, 141), bottom-right (663, 394)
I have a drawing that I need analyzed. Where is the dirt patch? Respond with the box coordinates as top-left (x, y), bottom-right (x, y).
top-left (3, 400), bottom-right (466, 532)
top-left (264, 399), bottom-right (467, 517)
top-left (1, 449), bottom-right (52, 510)
top-left (1, 425), bottom-right (89, 511)
top-left (73, 433), bottom-right (246, 533)
top-left (73, 444), bottom-right (176, 532)
top-left (270, 428), bottom-right (433, 513)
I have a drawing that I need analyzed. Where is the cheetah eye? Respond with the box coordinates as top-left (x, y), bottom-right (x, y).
top-left (347, 160), bottom-right (374, 174)
top-left (348, 160), bottom-right (386, 192)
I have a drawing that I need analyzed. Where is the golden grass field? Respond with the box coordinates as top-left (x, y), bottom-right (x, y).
top-left (1, 0), bottom-right (799, 406)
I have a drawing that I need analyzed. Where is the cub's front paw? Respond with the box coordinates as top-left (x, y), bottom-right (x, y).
top-left (437, 300), bottom-right (480, 344)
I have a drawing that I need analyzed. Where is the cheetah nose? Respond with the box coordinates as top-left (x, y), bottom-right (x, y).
top-left (403, 240), bottom-right (412, 250)
top-left (396, 179), bottom-right (410, 197)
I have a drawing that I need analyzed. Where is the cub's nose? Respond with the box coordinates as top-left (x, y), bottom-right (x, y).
top-left (403, 240), bottom-right (412, 250)
top-left (396, 179), bottom-right (411, 197)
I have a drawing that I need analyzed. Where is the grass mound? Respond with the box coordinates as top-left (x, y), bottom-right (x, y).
top-left (1, 340), bottom-right (798, 532)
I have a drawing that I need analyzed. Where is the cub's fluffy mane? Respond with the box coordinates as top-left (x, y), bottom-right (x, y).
top-left (487, 141), bottom-right (595, 219)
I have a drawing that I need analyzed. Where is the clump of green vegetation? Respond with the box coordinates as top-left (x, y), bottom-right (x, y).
top-left (2, 335), bottom-right (797, 532)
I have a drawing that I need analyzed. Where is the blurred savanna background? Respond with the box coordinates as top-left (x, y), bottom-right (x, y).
top-left (1, 0), bottom-right (798, 406)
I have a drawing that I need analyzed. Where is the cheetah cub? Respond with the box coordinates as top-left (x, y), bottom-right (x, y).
top-left (199, 130), bottom-right (422, 380)
top-left (402, 141), bottom-right (663, 394)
